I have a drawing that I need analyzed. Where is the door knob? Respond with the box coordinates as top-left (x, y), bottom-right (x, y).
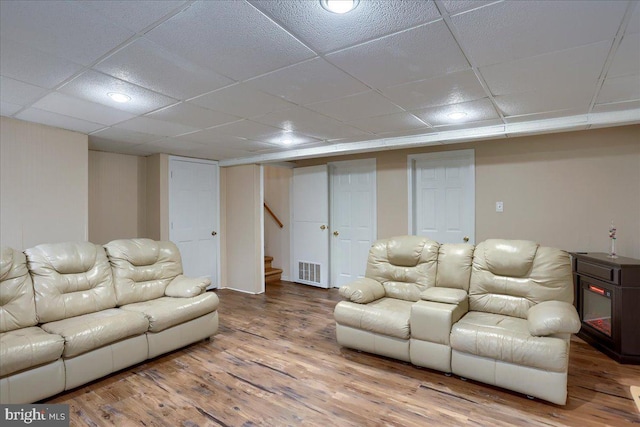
top-left (320, 225), bottom-right (326, 230)
top-left (211, 231), bottom-right (217, 236)
top-left (463, 236), bottom-right (469, 242)
top-left (333, 231), bottom-right (339, 236)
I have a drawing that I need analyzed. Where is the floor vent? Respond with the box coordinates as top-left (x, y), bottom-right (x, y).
top-left (298, 261), bottom-right (321, 284)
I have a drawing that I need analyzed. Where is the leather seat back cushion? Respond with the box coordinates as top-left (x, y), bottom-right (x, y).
top-left (104, 239), bottom-right (183, 306)
top-left (26, 242), bottom-right (116, 323)
top-left (1, 247), bottom-right (38, 332)
top-left (366, 236), bottom-right (439, 301)
top-left (0, 327), bottom-right (65, 376)
top-left (435, 243), bottom-right (474, 290)
top-left (470, 240), bottom-right (574, 318)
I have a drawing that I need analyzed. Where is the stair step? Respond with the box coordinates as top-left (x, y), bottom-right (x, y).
top-left (265, 256), bottom-right (273, 270)
top-left (265, 267), bottom-right (283, 283)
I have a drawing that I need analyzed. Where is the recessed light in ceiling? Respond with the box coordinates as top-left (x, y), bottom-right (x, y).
top-left (320, 0), bottom-right (359, 14)
top-left (447, 111), bottom-right (468, 120)
top-left (281, 137), bottom-right (293, 146)
top-left (107, 92), bottom-right (131, 103)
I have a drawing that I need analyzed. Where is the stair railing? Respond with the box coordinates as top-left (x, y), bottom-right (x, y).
top-left (264, 202), bottom-right (284, 228)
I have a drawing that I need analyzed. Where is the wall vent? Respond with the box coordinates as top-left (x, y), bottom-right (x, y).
top-left (298, 261), bottom-right (321, 284)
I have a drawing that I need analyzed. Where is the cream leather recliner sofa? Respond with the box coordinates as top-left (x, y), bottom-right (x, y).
top-left (334, 236), bottom-right (581, 405)
top-left (0, 239), bottom-right (219, 404)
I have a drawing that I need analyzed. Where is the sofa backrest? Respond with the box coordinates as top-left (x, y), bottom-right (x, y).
top-left (26, 242), bottom-right (116, 323)
top-left (469, 239), bottom-right (573, 319)
top-left (435, 243), bottom-right (474, 291)
top-left (1, 247), bottom-right (38, 332)
top-left (366, 235), bottom-right (439, 301)
top-left (104, 238), bottom-right (183, 306)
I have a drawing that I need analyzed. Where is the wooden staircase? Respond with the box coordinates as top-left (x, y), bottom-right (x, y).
top-left (264, 256), bottom-right (283, 283)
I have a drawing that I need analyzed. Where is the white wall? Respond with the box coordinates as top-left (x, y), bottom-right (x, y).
top-left (1, 117), bottom-right (88, 250)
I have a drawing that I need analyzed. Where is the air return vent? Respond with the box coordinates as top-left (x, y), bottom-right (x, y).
top-left (298, 261), bottom-right (321, 284)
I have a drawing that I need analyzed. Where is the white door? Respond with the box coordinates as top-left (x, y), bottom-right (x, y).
top-left (169, 156), bottom-right (219, 289)
top-left (409, 150), bottom-right (475, 244)
top-left (291, 165), bottom-right (329, 288)
top-left (330, 159), bottom-right (377, 288)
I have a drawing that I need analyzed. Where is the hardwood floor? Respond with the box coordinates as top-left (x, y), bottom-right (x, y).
top-left (47, 281), bottom-right (640, 426)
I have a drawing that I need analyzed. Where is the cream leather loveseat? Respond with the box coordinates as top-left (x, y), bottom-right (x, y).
top-left (0, 239), bottom-right (219, 404)
top-left (334, 236), bottom-right (581, 405)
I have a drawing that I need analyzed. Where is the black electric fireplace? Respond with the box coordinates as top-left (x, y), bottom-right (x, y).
top-left (572, 252), bottom-right (640, 364)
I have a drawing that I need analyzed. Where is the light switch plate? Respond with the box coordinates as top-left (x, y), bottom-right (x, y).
top-left (496, 201), bottom-right (504, 212)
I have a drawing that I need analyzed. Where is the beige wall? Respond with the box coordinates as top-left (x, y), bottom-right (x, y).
top-left (88, 151), bottom-right (147, 244)
top-left (297, 125), bottom-right (640, 258)
top-left (1, 117), bottom-right (88, 250)
top-left (146, 153), bottom-right (169, 241)
top-left (223, 164), bottom-right (264, 293)
top-left (264, 165), bottom-right (292, 280)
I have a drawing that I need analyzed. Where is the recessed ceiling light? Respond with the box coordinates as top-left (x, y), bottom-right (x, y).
top-left (320, 0), bottom-right (359, 14)
top-left (281, 138), bottom-right (293, 146)
top-left (447, 111), bottom-right (468, 120)
top-left (107, 92), bottom-right (131, 103)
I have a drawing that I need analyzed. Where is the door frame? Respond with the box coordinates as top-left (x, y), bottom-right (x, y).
top-left (328, 158), bottom-right (377, 288)
top-left (168, 155), bottom-right (221, 289)
top-left (407, 149), bottom-right (475, 241)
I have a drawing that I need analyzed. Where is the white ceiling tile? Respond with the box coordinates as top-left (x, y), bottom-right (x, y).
top-left (305, 91), bottom-right (404, 122)
top-left (16, 108), bottom-right (105, 134)
top-left (174, 144), bottom-right (253, 161)
top-left (503, 108), bottom-right (588, 123)
top-left (376, 127), bottom-right (436, 138)
top-left (592, 100), bottom-right (640, 113)
top-left (0, 76), bottom-right (48, 105)
top-left (434, 118), bottom-right (504, 131)
top-left (143, 137), bottom-right (207, 153)
top-left (254, 106), bottom-right (372, 140)
top-left (1, 101), bottom-right (22, 116)
top-left (597, 75), bottom-right (640, 104)
top-left (480, 41), bottom-right (611, 96)
top-left (247, 58), bottom-right (369, 105)
top-left (90, 127), bottom-right (160, 144)
top-left (326, 21), bottom-right (469, 88)
top-left (114, 116), bottom-right (199, 137)
top-left (78, 0), bottom-right (188, 33)
top-left (144, 1), bottom-right (315, 80)
top-left (452, 0), bottom-right (628, 67)
top-left (32, 92), bottom-right (135, 126)
top-left (495, 87), bottom-right (593, 117)
top-left (381, 69), bottom-right (486, 110)
top-left (626, 4), bottom-right (640, 35)
top-left (441, 1), bottom-right (499, 15)
top-left (146, 102), bottom-right (241, 129)
top-left (0, 1), bottom-right (134, 66)
top-left (607, 31), bottom-right (640, 78)
top-left (349, 112), bottom-right (429, 134)
top-left (250, 0), bottom-right (441, 54)
top-left (180, 120), bottom-right (285, 144)
top-left (412, 97), bottom-right (500, 126)
top-left (95, 38), bottom-right (234, 100)
top-left (59, 70), bottom-right (178, 114)
top-left (0, 38), bottom-right (83, 89)
top-left (190, 84), bottom-right (295, 118)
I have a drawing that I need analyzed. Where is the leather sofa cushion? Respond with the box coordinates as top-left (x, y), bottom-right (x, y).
top-left (26, 242), bottom-right (116, 323)
top-left (334, 297), bottom-right (413, 340)
top-left (366, 236), bottom-right (439, 301)
top-left (339, 277), bottom-right (385, 304)
top-left (484, 239), bottom-right (538, 277)
top-left (0, 327), bottom-right (64, 376)
top-left (104, 239), bottom-right (183, 306)
top-left (470, 241), bottom-right (574, 319)
top-left (435, 243), bottom-right (474, 290)
top-left (421, 287), bottom-right (467, 304)
top-left (41, 308), bottom-right (149, 358)
top-left (1, 247), bottom-right (38, 332)
top-left (120, 293), bottom-right (219, 333)
top-left (450, 311), bottom-right (569, 372)
top-left (165, 275), bottom-right (210, 298)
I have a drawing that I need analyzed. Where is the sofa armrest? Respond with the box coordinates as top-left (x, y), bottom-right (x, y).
top-left (339, 278), bottom-right (385, 304)
top-left (420, 287), bottom-right (467, 304)
top-left (527, 300), bottom-right (581, 336)
top-left (165, 275), bottom-right (210, 298)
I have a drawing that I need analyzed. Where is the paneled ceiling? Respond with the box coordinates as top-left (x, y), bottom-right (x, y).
top-left (1, 0), bottom-right (639, 165)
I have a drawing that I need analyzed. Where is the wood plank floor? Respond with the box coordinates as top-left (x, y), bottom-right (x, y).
top-left (47, 281), bottom-right (640, 426)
